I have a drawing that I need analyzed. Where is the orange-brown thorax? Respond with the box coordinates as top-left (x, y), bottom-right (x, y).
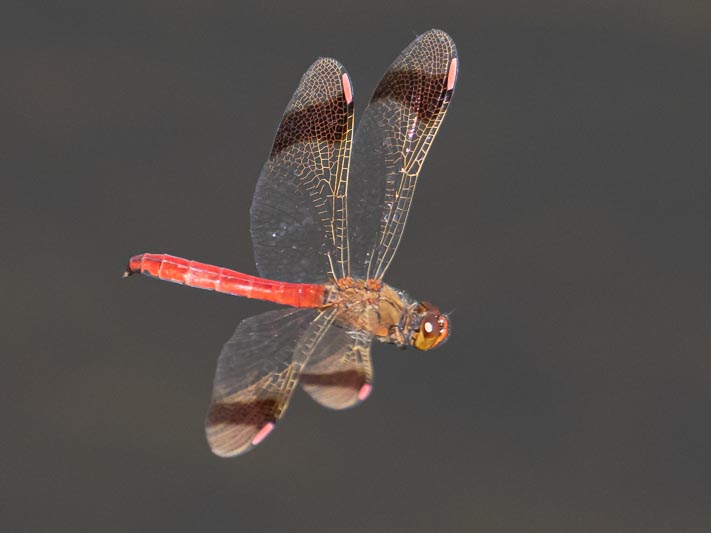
top-left (323, 277), bottom-right (449, 350)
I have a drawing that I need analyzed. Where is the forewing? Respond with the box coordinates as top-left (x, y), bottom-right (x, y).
top-left (300, 327), bottom-right (374, 410)
top-left (205, 307), bottom-right (337, 457)
top-left (250, 58), bottom-right (354, 283)
top-left (347, 29), bottom-right (458, 280)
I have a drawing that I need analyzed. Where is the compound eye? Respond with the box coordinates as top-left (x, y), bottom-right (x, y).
top-left (422, 315), bottom-right (439, 338)
top-left (413, 313), bottom-right (449, 350)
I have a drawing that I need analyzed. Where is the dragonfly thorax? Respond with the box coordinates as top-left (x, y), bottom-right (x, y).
top-left (325, 278), bottom-right (449, 350)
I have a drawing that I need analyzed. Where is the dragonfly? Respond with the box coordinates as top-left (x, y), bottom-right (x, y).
top-left (125, 29), bottom-right (458, 457)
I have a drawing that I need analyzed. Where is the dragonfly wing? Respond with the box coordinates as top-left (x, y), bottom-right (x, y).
top-left (347, 29), bottom-right (458, 280)
top-left (206, 307), bottom-right (337, 457)
top-left (300, 327), bottom-right (374, 410)
top-left (250, 58), bottom-right (354, 283)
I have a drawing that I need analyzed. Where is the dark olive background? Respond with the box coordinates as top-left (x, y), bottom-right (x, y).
top-left (2, 1), bottom-right (710, 532)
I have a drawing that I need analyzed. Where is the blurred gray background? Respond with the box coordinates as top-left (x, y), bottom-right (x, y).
top-left (2, 1), bottom-right (710, 532)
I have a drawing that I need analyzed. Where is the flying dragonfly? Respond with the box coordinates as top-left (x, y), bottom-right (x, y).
top-left (125, 29), bottom-right (458, 457)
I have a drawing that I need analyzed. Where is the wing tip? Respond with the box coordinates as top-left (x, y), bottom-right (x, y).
top-left (447, 57), bottom-right (459, 91)
top-left (312, 56), bottom-right (346, 72)
top-left (342, 72), bottom-right (353, 104)
top-left (358, 383), bottom-right (373, 401)
top-left (206, 421), bottom-right (276, 458)
top-left (251, 421), bottom-right (276, 446)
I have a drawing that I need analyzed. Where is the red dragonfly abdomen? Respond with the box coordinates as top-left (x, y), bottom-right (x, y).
top-left (126, 253), bottom-right (326, 308)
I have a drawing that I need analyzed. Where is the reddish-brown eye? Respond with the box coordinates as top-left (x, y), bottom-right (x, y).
top-left (413, 312), bottom-right (450, 350)
top-left (422, 315), bottom-right (439, 338)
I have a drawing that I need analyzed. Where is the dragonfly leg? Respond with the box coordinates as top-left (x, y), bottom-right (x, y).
top-left (388, 324), bottom-right (406, 346)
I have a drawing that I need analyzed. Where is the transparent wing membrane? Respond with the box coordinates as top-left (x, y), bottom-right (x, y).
top-left (250, 58), bottom-right (354, 283)
top-left (347, 29), bottom-right (458, 280)
top-left (205, 307), bottom-right (336, 457)
top-left (300, 327), bottom-right (374, 410)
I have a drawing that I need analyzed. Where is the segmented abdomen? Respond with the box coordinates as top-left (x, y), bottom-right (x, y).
top-left (126, 253), bottom-right (326, 308)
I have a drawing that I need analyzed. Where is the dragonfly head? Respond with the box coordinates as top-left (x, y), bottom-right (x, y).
top-left (411, 302), bottom-right (450, 350)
